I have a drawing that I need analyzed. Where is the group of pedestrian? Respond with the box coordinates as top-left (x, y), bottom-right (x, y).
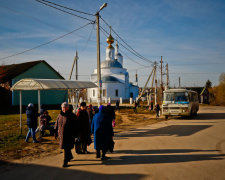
top-left (25, 104), bottom-right (54, 143)
top-left (54, 102), bottom-right (115, 167)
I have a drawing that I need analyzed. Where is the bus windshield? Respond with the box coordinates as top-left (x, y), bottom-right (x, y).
top-left (164, 92), bottom-right (188, 102)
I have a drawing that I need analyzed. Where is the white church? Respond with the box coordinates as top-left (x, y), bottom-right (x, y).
top-left (87, 32), bottom-right (139, 103)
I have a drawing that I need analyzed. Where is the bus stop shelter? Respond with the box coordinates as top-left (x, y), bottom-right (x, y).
top-left (11, 78), bottom-right (97, 134)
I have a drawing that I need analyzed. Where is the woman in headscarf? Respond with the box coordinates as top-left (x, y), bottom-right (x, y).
top-left (54, 102), bottom-right (78, 167)
top-left (91, 105), bottom-right (114, 160)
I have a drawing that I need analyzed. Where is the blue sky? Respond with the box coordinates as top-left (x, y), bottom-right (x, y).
top-left (0, 0), bottom-right (225, 87)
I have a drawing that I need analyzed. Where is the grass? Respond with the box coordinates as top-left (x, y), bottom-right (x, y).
top-left (0, 106), bottom-right (157, 161)
top-left (0, 110), bottom-right (60, 159)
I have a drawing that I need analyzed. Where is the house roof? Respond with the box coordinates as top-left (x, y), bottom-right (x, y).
top-left (0, 60), bottom-right (64, 83)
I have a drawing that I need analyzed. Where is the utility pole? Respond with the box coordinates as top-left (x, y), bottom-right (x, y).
top-left (179, 76), bottom-right (181, 88)
top-left (154, 61), bottom-right (157, 105)
top-left (160, 56), bottom-right (163, 101)
top-left (135, 70), bottom-right (138, 86)
top-left (75, 51), bottom-right (78, 80)
top-left (95, 3), bottom-right (107, 107)
top-left (160, 56), bottom-right (163, 90)
top-left (138, 65), bottom-right (155, 101)
top-left (166, 63), bottom-right (169, 88)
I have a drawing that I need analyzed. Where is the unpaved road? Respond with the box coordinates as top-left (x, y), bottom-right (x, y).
top-left (1, 105), bottom-right (225, 180)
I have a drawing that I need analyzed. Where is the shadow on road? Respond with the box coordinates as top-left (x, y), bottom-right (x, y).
top-left (102, 153), bottom-right (225, 166)
top-left (115, 125), bottom-right (212, 139)
top-left (0, 160), bottom-right (145, 180)
top-left (196, 113), bottom-right (225, 120)
top-left (114, 149), bottom-right (219, 154)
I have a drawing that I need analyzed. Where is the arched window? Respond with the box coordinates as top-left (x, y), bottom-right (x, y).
top-left (115, 89), bottom-right (118, 97)
top-left (93, 89), bottom-right (95, 97)
top-left (103, 89), bottom-right (106, 97)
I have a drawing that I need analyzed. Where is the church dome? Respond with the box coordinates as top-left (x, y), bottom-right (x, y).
top-left (101, 60), bottom-right (122, 68)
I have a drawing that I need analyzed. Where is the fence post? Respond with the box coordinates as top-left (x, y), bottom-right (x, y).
top-left (19, 90), bottom-right (22, 135)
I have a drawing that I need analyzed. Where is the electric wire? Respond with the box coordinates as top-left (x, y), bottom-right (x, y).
top-left (0, 22), bottom-right (92, 61)
top-left (100, 17), bottom-right (153, 64)
top-left (99, 27), bottom-right (145, 67)
top-left (100, 26), bottom-right (150, 66)
top-left (37, 0), bottom-right (94, 16)
top-left (36, 0), bottom-right (94, 22)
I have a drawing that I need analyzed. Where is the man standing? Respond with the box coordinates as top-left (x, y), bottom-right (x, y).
top-left (54, 102), bottom-right (78, 167)
top-left (25, 103), bottom-right (39, 143)
top-left (91, 105), bottom-right (114, 160)
top-left (76, 102), bottom-right (91, 154)
top-left (155, 103), bottom-right (161, 118)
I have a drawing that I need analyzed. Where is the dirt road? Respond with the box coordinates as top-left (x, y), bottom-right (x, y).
top-left (1, 105), bottom-right (225, 180)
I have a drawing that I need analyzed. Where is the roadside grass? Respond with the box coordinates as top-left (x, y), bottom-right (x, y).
top-left (0, 110), bottom-right (60, 160)
top-left (0, 106), bottom-right (156, 161)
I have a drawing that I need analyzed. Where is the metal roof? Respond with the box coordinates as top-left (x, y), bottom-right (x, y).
top-left (11, 78), bottom-right (97, 91)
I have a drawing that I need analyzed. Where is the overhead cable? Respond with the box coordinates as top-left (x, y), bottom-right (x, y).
top-left (37, 0), bottom-right (94, 16)
top-left (0, 22), bottom-right (92, 61)
top-left (99, 27), bottom-right (145, 67)
top-left (100, 17), bottom-right (153, 64)
top-left (100, 26), bottom-right (152, 65)
top-left (36, 0), bottom-right (94, 22)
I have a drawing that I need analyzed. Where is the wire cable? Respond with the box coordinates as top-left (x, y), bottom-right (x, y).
top-left (0, 22), bottom-right (92, 61)
top-left (37, 0), bottom-right (94, 16)
top-left (100, 26), bottom-right (154, 65)
top-left (36, 0), bottom-right (94, 22)
top-left (100, 17), bottom-right (153, 64)
top-left (99, 27), bottom-right (145, 66)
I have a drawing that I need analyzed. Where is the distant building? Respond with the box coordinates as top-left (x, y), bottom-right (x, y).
top-left (87, 32), bottom-right (139, 102)
top-left (0, 60), bottom-right (67, 106)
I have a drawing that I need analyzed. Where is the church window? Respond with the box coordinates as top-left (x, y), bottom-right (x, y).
top-left (93, 89), bottom-right (95, 97)
top-left (103, 89), bottom-right (106, 97)
top-left (115, 89), bottom-right (118, 97)
top-left (130, 92), bottom-right (133, 98)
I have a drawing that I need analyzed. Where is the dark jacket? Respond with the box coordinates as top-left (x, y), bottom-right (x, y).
top-left (26, 106), bottom-right (39, 128)
top-left (106, 105), bottom-right (115, 121)
top-left (155, 104), bottom-right (161, 112)
top-left (91, 109), bottom-right (114, 150)
top-left (55, 110), bottom-right (78, 149)
top-left (76, 109), bottom-right (91, 143)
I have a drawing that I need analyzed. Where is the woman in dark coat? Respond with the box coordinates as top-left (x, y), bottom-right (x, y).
top-left (91, 105), bottom-right (114, 160)
top-left (54, 102), bottom-right (78, 167)
top-left (76, 102), bottom-right (91, 154)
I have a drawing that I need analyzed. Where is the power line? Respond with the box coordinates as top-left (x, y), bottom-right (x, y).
top-left (0, 22), bottom-right (92, 61)
top-left (36, 0), bottom-right (94, 22)
top-left (37, 0), bottom-right (94, 16)
top-left (100, 16), bottom-right (154, 64)
top-left (99, 27), bottom-right (145, 67)
top-left (100, 26), bottom-right (149, 66)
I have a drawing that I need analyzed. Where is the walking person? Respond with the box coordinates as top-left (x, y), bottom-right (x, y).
top-left (134, 100), bottom-right (138, 113)
top-left (25, 103), bottom-right (39, 143)
top-left (87, 104), bottom-right (94, 125)
top-left (155, 103), bottom-right (161, 118)
top-left (116, 100), bottom-right (120, 112)
top-left (106, 103), bottom-right (116, 127)
top-left (76, 102), bottom-right (91, 154)
top-left (91, 105), bottom-right (114, 160)
top-left (54, 102), bottom-right (78, 167)
top-left (150, 101), bottom-right (154, 112)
